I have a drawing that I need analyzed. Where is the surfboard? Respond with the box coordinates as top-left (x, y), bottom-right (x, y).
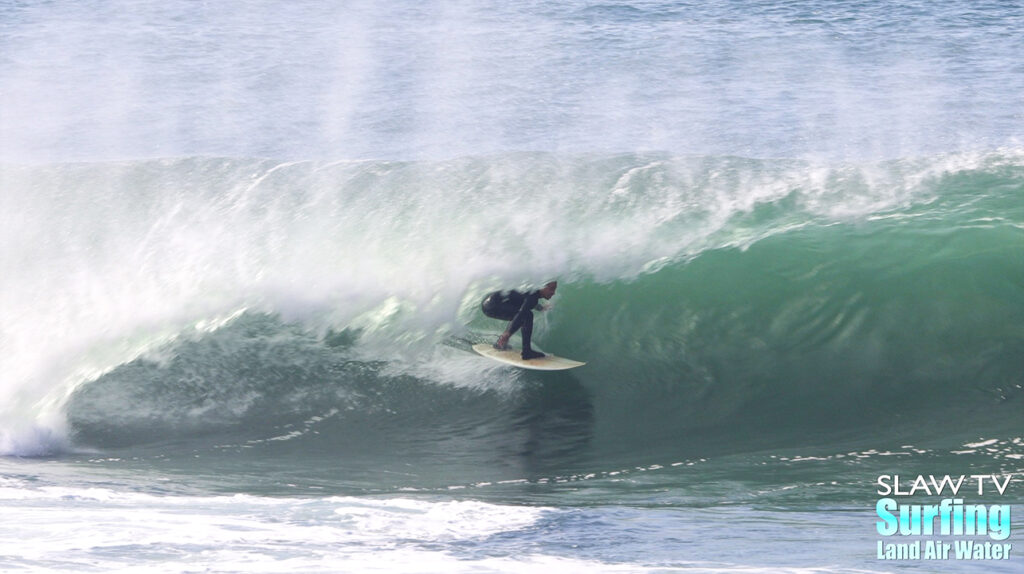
top-left (472, 343), bottom-right (585, 371)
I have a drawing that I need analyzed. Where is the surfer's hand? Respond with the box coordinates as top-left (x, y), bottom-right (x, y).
top-left (495, 332), bottom-right (511, 349)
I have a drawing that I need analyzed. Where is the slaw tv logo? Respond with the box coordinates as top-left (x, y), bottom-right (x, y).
top-left (875, 474), bottom-right (1013, 561)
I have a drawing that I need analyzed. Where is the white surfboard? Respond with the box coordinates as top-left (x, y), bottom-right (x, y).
top-left (472, 343), bottom-right (585, 371)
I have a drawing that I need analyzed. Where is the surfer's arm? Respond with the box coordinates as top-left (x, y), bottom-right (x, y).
top-left (523, 291), bottom-right (543, 313)
top-left (504, 292), bottom-right (540, 332)
top-left (496, 291), bottom-right (543, 347)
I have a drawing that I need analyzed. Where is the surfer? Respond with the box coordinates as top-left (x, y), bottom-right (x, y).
top-left (480, 281), bottom-right (557, 360)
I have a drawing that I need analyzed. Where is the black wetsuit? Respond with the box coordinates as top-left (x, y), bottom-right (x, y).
top-left (480, 289), bottom-right (544, 353)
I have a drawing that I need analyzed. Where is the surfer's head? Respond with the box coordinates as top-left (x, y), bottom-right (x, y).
top-left (540, 280), bottom-right (558, 299)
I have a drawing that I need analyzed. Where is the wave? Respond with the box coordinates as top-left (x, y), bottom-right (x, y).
top-left (3, 151), bottom-right (1023, 462)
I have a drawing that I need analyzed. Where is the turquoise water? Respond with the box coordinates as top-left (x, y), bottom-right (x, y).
top-left (2, 1), bottom-right (1023, 572)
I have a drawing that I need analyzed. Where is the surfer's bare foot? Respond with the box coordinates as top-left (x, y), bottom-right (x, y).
top-left (493, 333), bottom-right (511, 350)
top-left (521, 349), bottom-right (545, 360)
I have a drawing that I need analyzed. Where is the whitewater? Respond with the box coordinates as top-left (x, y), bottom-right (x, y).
top-left (2, 1), bottom-right (1023, 572)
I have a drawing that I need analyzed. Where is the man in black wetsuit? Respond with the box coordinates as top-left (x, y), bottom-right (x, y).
top-left (480, 281), bottom-right (557, 360)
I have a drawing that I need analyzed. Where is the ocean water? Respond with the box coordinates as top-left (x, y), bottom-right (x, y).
top-left (2, 1), bottom-right (1023, 572)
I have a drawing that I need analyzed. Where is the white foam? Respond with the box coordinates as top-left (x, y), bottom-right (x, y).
top-left (0, 482), bottom-right (848, 573)
top-left (0, 486), bottom-right (555, 573)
